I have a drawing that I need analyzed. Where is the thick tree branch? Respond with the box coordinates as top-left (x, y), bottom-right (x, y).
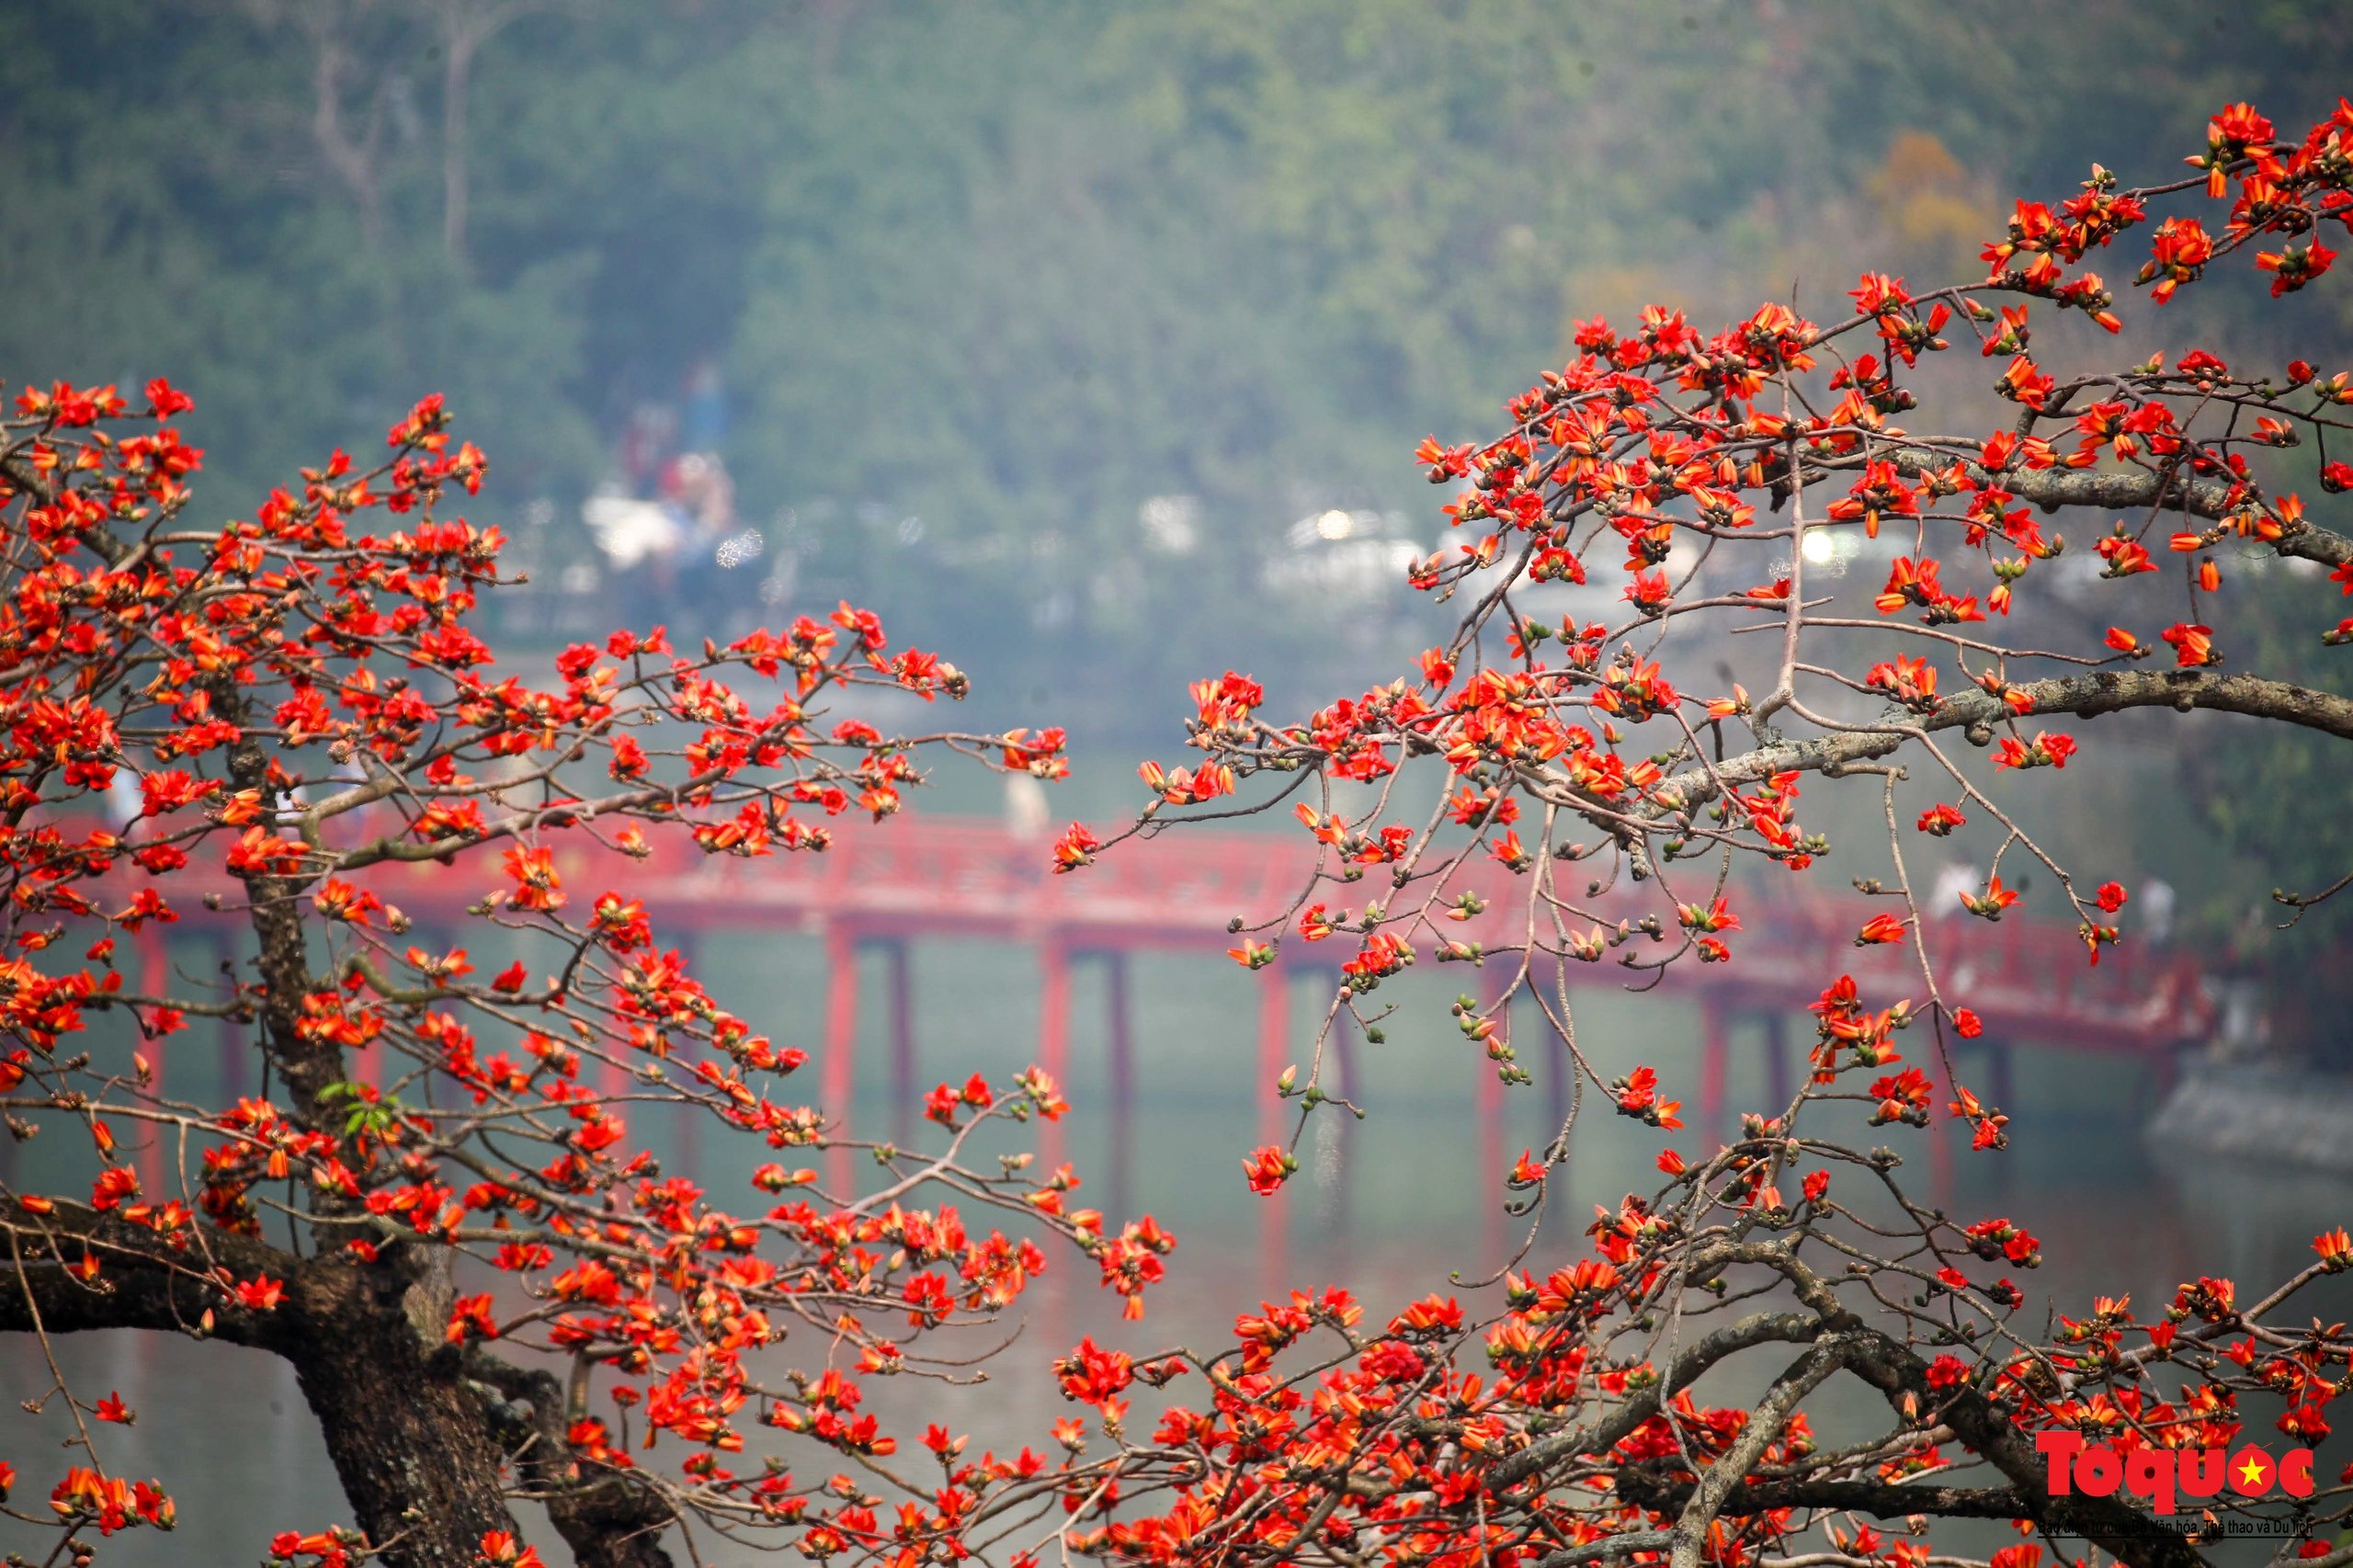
top-left (1681, 1243), bottom-right (2210, 1568)
top-left (1835, 1326), bottom-right (2208, 1568)
top-left (0, 1205), bottom-right (307, 1353)
top-left (468, 1353), bottom-right (677, 1568)
top-left (1669, 1343), bottom-right (1844, 1568)
top-left (1617, 668), bottom-right (2353, 828)
top-left (1879, 449), bottom-right (2353, 571)
top-left (1489, 1311), bottom-right (1823, 1489)
top-left (1616, 1465), bottom-right (2032, 1520)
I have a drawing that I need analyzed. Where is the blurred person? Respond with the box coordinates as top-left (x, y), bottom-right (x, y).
top-left (2217, 976), bottom-right (2271, 1058)
top-left (1928, 853), bottom-right (1977, 919)
top-left (2210, 903), bottom-right (2276, 1060)
top-left (681, 451), bottom-right (735, 534)
top-left (1004, 772), bottom-right (1051, 841)
top-left (2140, 875), bottom-right (2177, 948)
top-left (582, 487), bottom-right (685, 631)
top-left (618, 402), bottom-right (676, 496)
top-left (682, 359), bottom-right (730, 454)
top-left (104, 768), bottom-right (142, 834)
top-left (668, 453), bottom-right (738, 629)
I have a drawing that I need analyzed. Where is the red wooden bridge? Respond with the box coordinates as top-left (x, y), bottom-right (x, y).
top-left (115, 812), bottom-right (2212, 1228)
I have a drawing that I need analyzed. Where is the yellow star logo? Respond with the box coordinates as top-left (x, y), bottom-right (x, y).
top-left (2238, 1454), bottom-right (2269, 1488)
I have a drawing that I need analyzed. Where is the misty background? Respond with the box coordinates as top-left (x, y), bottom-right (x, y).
top-left (14, 0), bottom-right (2353, 1039)
top-left (10, 5), bottom-right (2353, 1560)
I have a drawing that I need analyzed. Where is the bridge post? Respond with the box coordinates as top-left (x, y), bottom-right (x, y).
top-left (674, 930), bottom-right (704, 1177)
top-left (1479, 963), bottom-right (1512, 1265)
top-left (1763, 1011), bottom-right (1792, 1116)
top-left (1258, 970), bottom-right (1288, 1292)
top-left (1029, 937), bottom-right (1078, 1371)
top-left (1699, 998), bottom-right (1729, 1142)
top-left (1987, 1037), bottom-right (2016, 1112)
top-left (136, 922), bottom-right (170, 1198)
top-left (1540, 957), bottom-right (1570, 1168)
top-left (1106, 951), bottom-right (1134, 1221)
top-left (1925, 1040), bottom-right (1956, 1209)
top-left (213, 931), bottom-right (245, 1106)
top-left (823, 926), bottom-right (858, 1194)
top-left (385, 917), bottom-right (462, 1087)
top-left (1317, 966), bottom-right (1355, 1243)
top-left (1038, 939), bottom-right (1070, 1174)
top-left (1544, 1026), bottom-right (1570, 1187)
top-left (885, 940), bottom-right (915, 1149)
top-left (595, 1015), bottom-right (631, 1109)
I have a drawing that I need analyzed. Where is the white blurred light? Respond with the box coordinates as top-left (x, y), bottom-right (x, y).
top-left (1140, 494), bottom-right (1201, 553)
top-left (582, 494), bottom-right (681, 568)
top-left (1315, 508), bottom-right (1354, 540)
top-left (1800, 528), bottom-right (1836, 564)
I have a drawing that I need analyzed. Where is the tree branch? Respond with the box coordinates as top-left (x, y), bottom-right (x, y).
top-left (1681, 1243), bottom-right (2210, 1568)
top-left (1834, 1326), bottom-right (2209, 1568)
top-left (1616, 1465), bottom-right (2031, 1521)
top-left (1669, 1343), bottom-right (1845, 1568)
top-left (1621, 668), bottom-right (2353, 827)
top-left (1488, 1311), bottom-right (1823, 1490)
top-left (1880, 449), bottom-right (2353, 571)
top-left (467, 1353), bottom-right (676, 1568)
top-left (0, 1205), bottom-right (307, 1353)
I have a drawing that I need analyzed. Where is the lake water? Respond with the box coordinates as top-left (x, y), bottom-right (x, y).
top-left (9, 933), bottom-right (2349, 1564)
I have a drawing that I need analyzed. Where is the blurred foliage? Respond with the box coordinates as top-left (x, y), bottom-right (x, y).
top-left (6, 0), bottom-right (2347, 700)
top-left (2175, 556), bottom-right (2353, 1057)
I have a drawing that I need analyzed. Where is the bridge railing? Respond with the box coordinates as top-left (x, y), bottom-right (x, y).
top-left (68, 810), bottom-right (2213, 1050)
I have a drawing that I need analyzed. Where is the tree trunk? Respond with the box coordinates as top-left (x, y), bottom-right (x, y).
top-left (547, 1487), bottom-right (678, 1568)
top-left (291, 1310), bottom-right (519, 1568)
top-left (472, 1357), bottom-right (678, 1567)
